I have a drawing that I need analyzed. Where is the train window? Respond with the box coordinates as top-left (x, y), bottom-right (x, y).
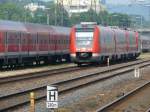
top-left (64, 40), bottom-right (65, 44)
top-left (44, 40), bottom-right (47, 44)
top-left (17, 38), bottom-right (19, 44)
top-left (8, 38), bottom-right (11, 44)
top-left (76, 28), bottom-right (94, 32)
top-left (30, 39), bottom-right (33, 44)
top-left (23, 38), bottom-right (26, 44)
top-left (65, 39), bottom-right (67, 44)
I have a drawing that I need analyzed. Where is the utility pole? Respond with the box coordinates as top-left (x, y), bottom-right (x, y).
top-left (61, 0), bottom-right (64, 26)
top-left (47, 13), bottom-right (50, 25)
top-left (45, 8), bottom-right (50, 25)
top-left (94, 0), bottom-right (96, 13)
top-left (90, 0), bottom-right (93, 9)
top-left (55, 0), bottom-right (58, 25)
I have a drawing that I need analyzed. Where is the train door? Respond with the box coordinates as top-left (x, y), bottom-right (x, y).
top-left (0, 32), bottom-right (5, 57)
top-left (49, 33), bottom-right (55, 54)
top-left (20, 32), bottom-right (28, 56)
top-left (44, 33), bottom-right (49, 53)
top-left (28, 33), bottom-right (37, 56)
top-left (112, 30), bottom-right (117, 54)
top-left (54, 34), bottom-right (58, 54)
top-left (125, 31), bottom-right (129, 53)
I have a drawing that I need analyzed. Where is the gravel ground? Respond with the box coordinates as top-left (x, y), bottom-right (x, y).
top-left (0, 60), bottom-right (142, 97)
top-left (0, 63), bottom-right (75, 78)
top-left (106, 85), bottom-right (150, 112)
top-left (139, 53), bottom-right (150, 59)
top-left (8, 65), bottom-right (150, 112)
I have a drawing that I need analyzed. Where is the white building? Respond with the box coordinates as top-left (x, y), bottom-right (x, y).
top-left (24, 3), bottom-right (45, 12)
top-left (55, 0), bottom-right (106, 15)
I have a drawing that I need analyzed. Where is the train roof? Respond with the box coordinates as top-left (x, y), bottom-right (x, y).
top-left (0, 20), bottom-right (70, 34)
top-left (0, 20), bottom-right (27, 32)
top-left (24, 23), bottom-right (54, 33)
top-left (51, 26), bottom-right (70, 35)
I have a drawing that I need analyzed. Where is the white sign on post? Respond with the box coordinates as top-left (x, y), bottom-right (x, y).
top-left (46, 85), bottom-right (58, 109)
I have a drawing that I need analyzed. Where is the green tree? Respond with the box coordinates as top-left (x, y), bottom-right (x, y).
top-left (70, 9), bottom-right (100, 26)
top-left (98, 11), bottom-right (109, 25)
top-left (0, 2), bottom-right (32, 22)
top-left (38, 3), bottom-right (70, 26)
top-left (31, 8), bottom-right (47, 24)
top-left (109, 13), bottom-right (131, 27)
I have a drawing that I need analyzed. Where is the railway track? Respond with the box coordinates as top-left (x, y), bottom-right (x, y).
top-left (0, 59), bottom-right (150, 111)
top-left (146, 108), bottom-right (150, 112)
top-left (0, 59), bottom-right (146, 84)
top-left (96, 81), bottom-right (150, 112)
top-left (0, 65), bottom-right (81, 84)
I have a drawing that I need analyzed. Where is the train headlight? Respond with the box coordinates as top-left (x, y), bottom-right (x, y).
top-left (71, 54), bottom-right (76, 57)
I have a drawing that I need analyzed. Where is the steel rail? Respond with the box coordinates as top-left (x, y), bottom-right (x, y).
top-left (0, 66), bottom-right (81, 84)
top-left (0, 59), bottom-right (147, 84)
top-left (145, 108), bottom-right (150, 112)
top-left (96, 80), bottom-right (150, 112)
top-left (0, 60), bottom-right (150, 111)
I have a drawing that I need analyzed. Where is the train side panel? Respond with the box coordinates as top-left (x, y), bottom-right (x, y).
top-left (99, 27), bottom-right (116, 55)
top-left (115, 30), bottom-right (127, 55)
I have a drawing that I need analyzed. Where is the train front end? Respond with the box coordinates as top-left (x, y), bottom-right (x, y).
top-left (70, 22), bottom-right (100, 66)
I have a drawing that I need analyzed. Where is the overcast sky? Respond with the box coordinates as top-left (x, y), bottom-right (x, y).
top-left (105, 0), bottom-right (150, 5)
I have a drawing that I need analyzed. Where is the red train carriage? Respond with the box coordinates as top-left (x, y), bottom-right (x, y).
top-left (70, 22), bottom-right (141, 66)
top-left (0, 20), bottom-right (70, 67)
top-left (141, 36), bottom-right (150, 52)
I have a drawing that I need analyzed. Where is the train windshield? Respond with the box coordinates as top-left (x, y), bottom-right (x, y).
top-left (75, 28), bottom-right (94, 48)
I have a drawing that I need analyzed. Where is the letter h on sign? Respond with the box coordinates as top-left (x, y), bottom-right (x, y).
top-left (47, 86), bottom-right (58, 102)
top-left (49, 90), bottom-right (57, 101)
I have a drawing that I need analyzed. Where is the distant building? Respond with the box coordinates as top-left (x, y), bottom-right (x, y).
top-left (24, 3), bottom-right (45, 12)
top-left (54, 0), bottom-right (106, 15)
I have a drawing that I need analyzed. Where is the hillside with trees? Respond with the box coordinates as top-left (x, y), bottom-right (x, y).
top-left (0, 1), bottom-right (132, 27)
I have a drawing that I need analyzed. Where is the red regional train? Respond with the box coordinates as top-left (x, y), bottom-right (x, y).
top-left (0, 20), bottom-right (70, 67)
top-left (70, 22), bottom-right (141, 66)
